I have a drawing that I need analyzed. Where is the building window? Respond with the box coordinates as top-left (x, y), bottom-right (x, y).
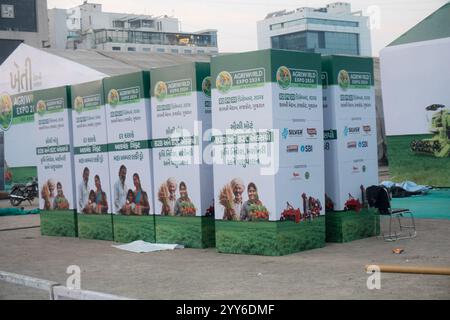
top-left (0, 2), bottom-right (37, 32)
top-left (197, 50), bottom-right (205, 54)
top-left (141, 20), bottom-right (154, 28)
top-left (127, 47), bottom-right (136, 52)
top-left (171, 49), bottom-right (179, 53)
top-left (113, 20), bottom-right (125, 28)
top-left (156, 48), bottom-right (165, 53)
top-left (271, 30), bottom-right (359, 55)
top-left (270, 18), bottom-right (358, 31)
top-left (184, 49), bottom-right (192, 54)
top-left (143, 47), bottom-right (151, 52)
top-left (112, 46), bottom-right (121, 51)
top-left (1, 4), bottom-right (14, 18)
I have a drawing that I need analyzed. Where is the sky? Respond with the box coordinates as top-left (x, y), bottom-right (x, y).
top-left (47, 0), bottom-right (449, 56)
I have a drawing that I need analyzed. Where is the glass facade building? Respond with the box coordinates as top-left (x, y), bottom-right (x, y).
top-left (271, 30), bottom-right (359, 56)
top-left (94, 29), bottom-right (217, 48)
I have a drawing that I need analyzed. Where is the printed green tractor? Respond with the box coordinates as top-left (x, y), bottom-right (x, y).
top-left (410, 104), bottom-right (450, 158)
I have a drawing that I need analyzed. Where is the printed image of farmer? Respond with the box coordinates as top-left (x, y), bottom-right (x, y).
top-left (114, 165), bottom-right (128, 214)
top-left (174, 181), bottom-right (196, 216)
top-left (132, 173), bottom-right (150, 215)
top-left (93, 175), bottom-right (108, 213)
top-left (231, 178), bottom-right (245, 220)
top-left (41, 180), bottom-right (51, 210)
top-left (53, 182), bottom-right (70, 210)
top-left (241, 182), bottom-right (261, 220)
top-left (78, 167), bottom-right (90, 213)
top-left (158, 177), bottom-right (177, 215)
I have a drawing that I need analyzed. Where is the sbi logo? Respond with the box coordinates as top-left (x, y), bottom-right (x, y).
top-left (358, 141), bottom-right (368, 148)
top-left (300, 145), bottom-right (313, 152)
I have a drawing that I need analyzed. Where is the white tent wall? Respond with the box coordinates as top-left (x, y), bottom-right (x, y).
top-left (380, 37), bottom-right (450, 136)
top-left (0, 44), bottom-right (107, 190)
top-left (380, 37), bottom-right (450, 187)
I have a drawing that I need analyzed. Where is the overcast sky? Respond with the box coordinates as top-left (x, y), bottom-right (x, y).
top-left (47, 0), bottom-right (449, 56)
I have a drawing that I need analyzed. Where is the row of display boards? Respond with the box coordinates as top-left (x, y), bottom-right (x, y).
top-left (8, 49), bottom-right (378, 255)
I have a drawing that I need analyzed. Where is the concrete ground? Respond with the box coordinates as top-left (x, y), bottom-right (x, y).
top-left (0, 213), bottom-right (449, 300)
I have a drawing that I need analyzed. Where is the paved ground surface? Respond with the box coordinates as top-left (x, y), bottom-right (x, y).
top-left (0, 213), bottom-right (449, 300)
top-left (0, 198), bottom-right (38, 209)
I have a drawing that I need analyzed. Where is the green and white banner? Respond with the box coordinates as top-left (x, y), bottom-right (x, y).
top-left (104, 72), bottom-right (154, 217)
top-left (151, 63), bottom-right (213, 218)
top-left (212, 49), bottom-right (325, 223)
top-left (71, 80), bottom-right (113, 240)
top-left (322, 55), bottom-right (378, 211)
top-left (1, 92), bottom-right (37, 189)
top-left (34, 86), bottom-right (77, 237)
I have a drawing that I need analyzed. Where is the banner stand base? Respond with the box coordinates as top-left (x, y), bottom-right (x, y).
top-left (325, 209), bottom-right (380, 243)
top-left (215, 217), bottom-right (325, 256)
top-left (40, 210), bottom-right (78, 238)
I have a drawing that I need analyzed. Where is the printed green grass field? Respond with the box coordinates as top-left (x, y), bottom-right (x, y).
top-left (112, 215), bottom-right (155, 243)
top-left (325, 209), bottom-right (380, 243)
top-left (78, 214), bottom-right (114, 241)
top-left (40, 210), bottom-right (77, 237)
top-left (155, 215), bottom-right (215, 248)
top-left (387, 135), bottom-right (450, 187)
top-left (216, 217), bottom-right (325, 256)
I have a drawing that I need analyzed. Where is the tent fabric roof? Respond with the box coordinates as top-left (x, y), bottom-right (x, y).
top-left (41, 48), bottom-right (212, 76)
top-left (389, 2), bottom-right (450, 47)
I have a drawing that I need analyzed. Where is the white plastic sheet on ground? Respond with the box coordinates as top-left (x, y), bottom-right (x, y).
top-left (112, 240), bottom-right (184, 253)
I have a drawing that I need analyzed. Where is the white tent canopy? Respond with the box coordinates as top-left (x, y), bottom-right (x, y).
top-left (0, 44), bottom-right (211, 175)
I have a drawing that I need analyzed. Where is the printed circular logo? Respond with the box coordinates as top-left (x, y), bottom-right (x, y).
top-left (202, 76), bottom-right (212, 97)
top-left (0, 93), bottom-right (13, 131)
top-left (305, 171), bottom-right (310, 180)
top-left (154, 81), bottom-right (168, 101)
top-left (108, 89), bottom-right (120, 106)
top-left (216, 71), bottom-right (232, 94)
top-left (338, 70), bottom-right (350, 90)
top-left (74, 96), bottom-right (84, 113)
top-left (36, 100), bottom-right (47, 116)
top-left (276, 66), bottom-right (291, 90)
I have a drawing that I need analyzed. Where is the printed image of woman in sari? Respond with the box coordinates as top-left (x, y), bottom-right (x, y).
top-left (241, 182), bottom-right (269, 221)
top-left (53, 182), bottom-right (70, 210)
top-left (93, 175), bottom-right (108, 214)
top-left (174, 181), bottom-right (196, 216)
top-left (132, 173), bottom-right (150, 215)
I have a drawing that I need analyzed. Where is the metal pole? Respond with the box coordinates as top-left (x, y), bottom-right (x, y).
top-left (366, 264), bottom-right (450, 276)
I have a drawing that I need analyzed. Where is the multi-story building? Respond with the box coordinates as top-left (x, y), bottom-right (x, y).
top-left (0, 0), bottom-right (49, 63)
top-left (49, 1), bottom-right (218, 54)
top-left (257, 2), bottom-right (371, 56)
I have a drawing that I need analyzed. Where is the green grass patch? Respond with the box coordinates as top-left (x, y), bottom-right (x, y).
top-left (387, 135), bottom-right (450, 186)
top-left (112, 215), bottom-right (155, 243)
top-left (155, 215), bottom-right (215, 248)
top-left (78, 214), bottom-right (114, 241)
top-left (216, 217), bottom-right (325, 256)
top-left (40, 210), bottom-right (77, 237)
top-left (325, 209), bottom-right (380, 243)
